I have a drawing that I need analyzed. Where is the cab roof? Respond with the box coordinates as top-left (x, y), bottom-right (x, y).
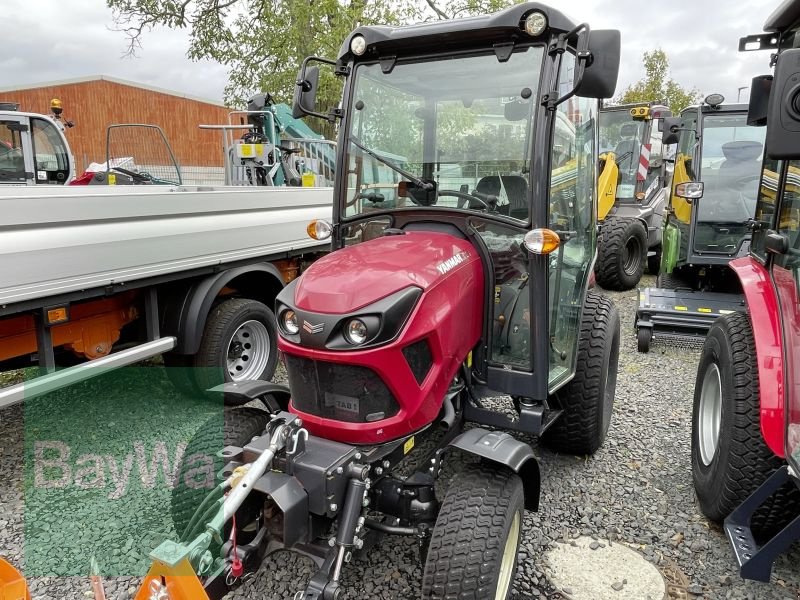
top-left (765, 0), bottom-right (800, 33)
top-left (337, 2), bottom-right (578, 62)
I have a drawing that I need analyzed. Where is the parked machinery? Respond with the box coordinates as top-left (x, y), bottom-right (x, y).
top-left (634, 98), bottom-right (766, 351)
top-left (595, 103), bottom-right (674, 290)
top-left (119, 4), bottom-right (622, 599)
top-left (691, 0), bottom-right (800, 582)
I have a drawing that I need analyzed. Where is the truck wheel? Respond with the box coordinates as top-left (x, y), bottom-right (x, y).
top-left (166, 298), bottom-right (279, 396)
top-left (692, 313), bottom-right (800, 541)
top-left (595, 217), bottom-right (647, 291)
top-left (647, 245), bottom-right (661, 275)
top-left (171, 407), bottom-right (269, 540)
top-left (421, 464), bottom-right (524, 600)
top-left (637, 327), bottom-right (652, 353)
top-left (543, 291), bottom-right (620, 455)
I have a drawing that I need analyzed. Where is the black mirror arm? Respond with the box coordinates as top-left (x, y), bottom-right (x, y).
top-left (294, 56), bottom-right (341, 123)
top-left (542, 23), bottom-right (591, 111)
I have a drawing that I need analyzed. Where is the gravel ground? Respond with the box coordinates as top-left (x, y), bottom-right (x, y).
top-left (2, 274), bottom-right (800, 599)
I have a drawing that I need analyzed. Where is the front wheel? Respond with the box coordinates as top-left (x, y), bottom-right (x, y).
top-left (595, 217), bottom-right (647, 291)
top-left (691, 313), bottom-right (799, 540)
top-left (421, 464), bottom-right (524, 600)
top-left (165, 298), bottom-right (278, 397)
top-left (543, 291), bottom-right (620, 455)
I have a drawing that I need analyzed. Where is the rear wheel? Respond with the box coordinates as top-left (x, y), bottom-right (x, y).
top-left (656, 272), bottom-right (686, 290)
top-left (165, 298), bottom-right (278, 397)
top-left (543, 291), bottom-right (620, 455)
top-left (595, 217), bottom-right (647, 291)
top-left (692, 313), bottom-right (800, 540)
top-left (421, 464), bottom-right (524, 600)
top-left (171, 407), bottom-right (269, 541)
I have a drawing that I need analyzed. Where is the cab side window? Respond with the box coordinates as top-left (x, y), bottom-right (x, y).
top-left (31, 118), bottom-right (69, 184)
top-left (775, 160), bottom-right (800, 270)
top-left (0, 120), bottom-right (26, 182)
top-left (751, 156), bottom-right (782, 261)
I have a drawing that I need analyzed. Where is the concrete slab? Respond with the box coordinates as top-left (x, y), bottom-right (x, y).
top-left (543, 536), bottom-right (666, 600)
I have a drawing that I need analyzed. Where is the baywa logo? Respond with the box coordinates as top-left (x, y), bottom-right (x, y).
top-left (435, 251), bottom-right (470, 275)
top-left (33, 440), bottom-right (216, 499)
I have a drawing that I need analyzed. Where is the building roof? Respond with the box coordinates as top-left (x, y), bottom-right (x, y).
top-left (0, 75), bottom-right (226, 108)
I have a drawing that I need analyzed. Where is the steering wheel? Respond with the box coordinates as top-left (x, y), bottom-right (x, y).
top-left (437, 189), bottom-right (494, 211)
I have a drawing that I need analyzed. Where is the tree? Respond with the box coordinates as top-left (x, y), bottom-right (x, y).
top-left (106, 0), bottom-right (521, 121)
top-left (617, 49), bottom-right (700, 114)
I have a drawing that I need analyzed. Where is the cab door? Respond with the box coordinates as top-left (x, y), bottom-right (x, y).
top-left (0, 115), bottom-right (35, 185)
top-left (768, 159), bottom-right (800, 468)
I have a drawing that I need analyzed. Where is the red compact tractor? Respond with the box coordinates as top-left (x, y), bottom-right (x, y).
top-left (126, 4), bottom-right (622, 600)
top-left (691, 0), bottom-right (800, 582)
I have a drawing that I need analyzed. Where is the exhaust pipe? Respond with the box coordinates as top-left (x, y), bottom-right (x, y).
top-left (439, 391), bottom-right (456, 430)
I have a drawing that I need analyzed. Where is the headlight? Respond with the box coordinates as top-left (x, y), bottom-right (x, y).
top-left (344, 319), bottom-right (368, 345)
top-left (282, 309), bottom-right (299, 334)
top-left (524, 11), bottom-right (547, 36)
top-left (350, 35), bottom-right (367, 56)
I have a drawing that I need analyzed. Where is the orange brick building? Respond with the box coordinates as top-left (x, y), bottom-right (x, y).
top-left (0, 75), bottom-right (233, 177)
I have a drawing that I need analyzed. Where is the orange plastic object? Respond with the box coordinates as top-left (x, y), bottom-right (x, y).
top-left (134, 558), bottom-right (210, 600)
top-left (0, 558), bottom-right (31, 600)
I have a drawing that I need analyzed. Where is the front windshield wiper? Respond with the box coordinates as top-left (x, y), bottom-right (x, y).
top-left (348, 135), bottom-right (433, 191)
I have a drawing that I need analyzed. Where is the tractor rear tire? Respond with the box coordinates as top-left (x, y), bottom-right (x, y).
top-left (164, 298), bottom-right (278, 398)
top-left (421, 464), bottom-right (524, 600)
top-left (692, 313), bottom-right (800, 541)
top-left (595, 217), bottom-right (647, 291)
top-left (171, 406), bottom-right (269, 540)
top-left (543, 291), bottom-right (620, 455)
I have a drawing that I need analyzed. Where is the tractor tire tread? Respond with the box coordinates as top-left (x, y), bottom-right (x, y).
top-left (421, 464), bottom-right (524, 600)
top-left (595, 217), bottom-right (647, 291)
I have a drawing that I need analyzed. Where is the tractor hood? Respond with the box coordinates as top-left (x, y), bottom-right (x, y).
top-left (293, 231), bottom-right (477, 314)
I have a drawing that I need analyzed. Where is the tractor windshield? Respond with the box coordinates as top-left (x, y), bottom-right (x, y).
top-left (343, 47), bottom-right (544, 223)
top-left (694, 113), bottom-right (766, 254)
top-left (599, 109), bottom-right (646, 199)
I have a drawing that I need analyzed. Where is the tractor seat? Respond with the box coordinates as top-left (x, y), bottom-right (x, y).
top-left (475, 175), bottom-right (529, 220)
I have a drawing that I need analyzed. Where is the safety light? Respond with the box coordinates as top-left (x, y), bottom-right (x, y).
top-left (282, 310), bottom-right (299, 334)
top-left (704, 93), bottom-right (725, 108)
top-left (344, 319), bottom-right (368, 345)
top-left (676, 181), bottom-right (704, 199)
top-left (524, 11), bottom-right (547, 36)
top-left (307, 219), bottom-right (332, 240)
top-left (523, 228), bottom-right (560, 254)
top-left (630, 106), bottom-right (650, 119)
top-left (50, 98), bottom-right (63, 116)
top-left (350, 35), bottom-right (367, 56)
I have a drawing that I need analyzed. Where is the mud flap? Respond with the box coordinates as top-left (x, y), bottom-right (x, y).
top-left (447, 428), bottom-right (540, 511)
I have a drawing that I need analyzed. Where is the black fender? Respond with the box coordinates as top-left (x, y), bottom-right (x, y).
top-left (446, 428), bottom-right (540, 511)
top-left (163, 263), bottom-right (285, 354)
top-left (208, 381), bottom-right (291, 411)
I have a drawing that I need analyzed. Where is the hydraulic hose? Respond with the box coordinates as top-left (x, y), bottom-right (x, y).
top-left (182, 482), bottom-right (226, 542)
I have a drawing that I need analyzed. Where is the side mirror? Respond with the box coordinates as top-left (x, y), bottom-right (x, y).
top-left (575, 29), bottom-right (621, 99)
top-left (662, 117), bottom-right (681, 144)
top-left (767, 48), bottom-right (800, 159)
top-left (292, 65), bottom-right (320, 119)
top-left (676, 181), bottom-right (703, 200)
top-left (748, 74), bottom-right (772, 126)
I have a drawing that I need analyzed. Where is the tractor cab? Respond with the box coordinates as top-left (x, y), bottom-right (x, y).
top-left (595, 103), bottom-right (674, 289)
top-left (663, 100), bottom-right (766, 265)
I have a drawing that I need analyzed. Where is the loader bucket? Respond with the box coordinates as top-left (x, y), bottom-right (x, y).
top-left (0, 559), bottom-right (30, 600)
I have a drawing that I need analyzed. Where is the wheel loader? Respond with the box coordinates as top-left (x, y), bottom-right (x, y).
top-left (634, 96), bottom-right (767, 351)
top-left (595, 103), bottom-right (674, 290)
top-left (4, 4), bottom-right (622, 600)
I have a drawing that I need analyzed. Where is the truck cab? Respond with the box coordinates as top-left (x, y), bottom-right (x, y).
top-left (0, 103), bottom-right (75, 185)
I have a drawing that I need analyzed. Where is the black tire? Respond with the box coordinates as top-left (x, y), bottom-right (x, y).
top-left (692, 313), bottom-right (800, 540)
top-left (637, 327), bottom-right (652, 353)
top-left (656, 272), bottom-right (686, 290)
top-left (165, 298), bottom-right (278, 397)
top-left (647, 245), bottom-right (661, 275)
top-left (595, 217), bottom-right (647, 291)
top-left (543, 291), bottom-right (620, 455)
top-left (171, 406), bottom-right (269, 540)
top-left (421, 464), bottom-right (524, 600)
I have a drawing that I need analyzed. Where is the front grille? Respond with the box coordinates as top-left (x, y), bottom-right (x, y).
top-left (402, 339), bottom-right (432, 385)
top-left (285, 355), bottom-right (399, 423)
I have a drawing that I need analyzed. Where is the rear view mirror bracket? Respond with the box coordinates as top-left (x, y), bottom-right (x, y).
top-left (542, 24), bottom-right (592, 111)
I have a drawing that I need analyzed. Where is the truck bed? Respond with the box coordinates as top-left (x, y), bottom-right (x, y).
top-left (0, 185), bottom-right (332, 307)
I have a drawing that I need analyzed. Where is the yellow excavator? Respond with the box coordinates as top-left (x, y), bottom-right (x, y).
top-left (595, 103), bottom-right (674, 290)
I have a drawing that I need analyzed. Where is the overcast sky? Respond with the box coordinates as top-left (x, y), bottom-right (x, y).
top-left (1, 0), bottom-right (780, 106)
